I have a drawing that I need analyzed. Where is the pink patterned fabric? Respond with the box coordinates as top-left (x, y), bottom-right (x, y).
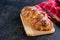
top-left (35, 0), bottom-right (60, 19)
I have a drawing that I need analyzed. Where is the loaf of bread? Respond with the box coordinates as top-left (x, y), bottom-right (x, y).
top-left (20, 6), bottom-right (55, 36)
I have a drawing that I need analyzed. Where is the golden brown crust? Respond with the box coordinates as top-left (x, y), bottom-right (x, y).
top-left (21, 6), bottom-right (52, 31)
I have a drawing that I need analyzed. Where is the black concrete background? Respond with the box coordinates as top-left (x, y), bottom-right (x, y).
top-left (0, 0), bottom-right (60, 40)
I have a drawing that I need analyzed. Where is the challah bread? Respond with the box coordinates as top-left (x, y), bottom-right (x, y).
top-left (20, 6), bottom-right (55, 36)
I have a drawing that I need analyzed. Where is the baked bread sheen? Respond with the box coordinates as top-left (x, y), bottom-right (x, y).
top-left (21, 6), bottom-right (52, 31)
top-left (20, 6), bottom-right (55, 36)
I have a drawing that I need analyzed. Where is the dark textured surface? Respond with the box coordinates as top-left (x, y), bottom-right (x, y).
top-left (0, 0), bottom-right (60, 40)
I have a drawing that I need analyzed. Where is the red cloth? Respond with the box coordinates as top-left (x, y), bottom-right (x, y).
top-left (35, 0), bottom-right (60, 19)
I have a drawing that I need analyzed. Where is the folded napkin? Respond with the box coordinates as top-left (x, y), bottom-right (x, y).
top-left (35, 0), bottom-right (60, 19)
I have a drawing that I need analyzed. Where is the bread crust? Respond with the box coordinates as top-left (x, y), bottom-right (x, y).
top-left (20, 6), bottom-right (55, 36)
